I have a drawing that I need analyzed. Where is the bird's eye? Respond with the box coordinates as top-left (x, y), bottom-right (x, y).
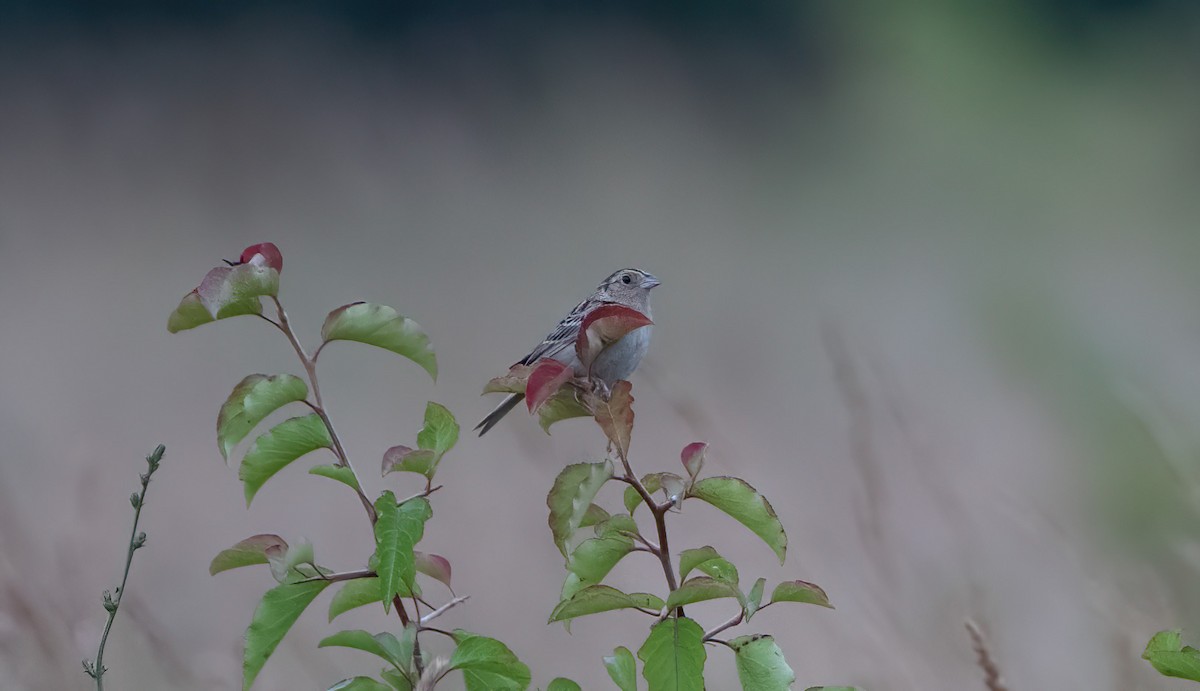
top-left (621, 274), bottom-right (633, 284)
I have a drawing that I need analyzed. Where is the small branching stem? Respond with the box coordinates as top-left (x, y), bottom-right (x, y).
top-left (703, 611), bottom-right (744, 642)
top-left (85, 444), bottom-right (165, 691)
top-left (270, 297), bottom-right (419, 656)
top-left (612, 444), bottom-right (682, 615)
top-left (420, 595), bottom-right (470, 626)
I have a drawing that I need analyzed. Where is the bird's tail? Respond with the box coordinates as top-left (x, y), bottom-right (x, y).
top-left (475, 393), bottom-right (525, 436)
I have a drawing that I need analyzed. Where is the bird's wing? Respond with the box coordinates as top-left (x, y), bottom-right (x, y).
top-left (517, 297), bottom-right (596, 365)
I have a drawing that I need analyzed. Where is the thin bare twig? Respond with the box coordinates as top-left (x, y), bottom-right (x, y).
top-left (420, 595), bottom-right (470, 626)
top-left (965, 619), bottom-right (1008, 691)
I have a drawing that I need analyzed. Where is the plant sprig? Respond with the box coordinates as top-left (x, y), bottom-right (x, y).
top-left (83, 443), bottom-right (165, 691)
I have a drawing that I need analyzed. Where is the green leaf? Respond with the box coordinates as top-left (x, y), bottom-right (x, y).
top-left (209, 534), bottom-right (287, 575)
top-left (580, 503), bottom-right (611, 529)
top-left (327, 678), bottom-right (393, 691)
top-left (547, 461), bottom-right (614, 558)
top-left (730, 635), bottom-right (795, 691)
top-left (1143, 629), bottom-right (1200, 681)
top-left (745, 578), bottom-right (766, 621)
top-left (328, 577), bottom-right (411, 622)
top-left (803, 687), bottom-right (862, 691)
top-left (381, 446), bottom-right (438, 478)
top-left (603, 646), bottom-right (638, 691)
top-left (449, 630), bottom-right (532, 691)
top-left (638, 617), bottom-right (706, 691)
top-left (483, 364), bottom-right (532, 394)
top-left (624, 474), bottom-right (684, 514)
top-left (217, 374), bottom-right (308, 460)
top-left (417, 402), bottom-right (459, 456)
top-left (266, 540), bottom-right (314, 583)
top-left (537, 388), bottom-right (592, 433)
top-left (665, 577), bottom-right (742, 611)
top-left (320, 302), bottom-right (437, 380)
top-left (546, 679), bottom-right (581, 691)
top-left (373, 492), bottom-right (432, 613)
top-left (678, 546), bottom-right (725, 581)
top-left (168, 262), bottom-right (279, 333)
top-left (239, 414), bottom-right (332, 506)
top-left (594, 514), bottom-right (640, 538)
top-left (770, 580), bottom-right (833, 609)
top-left (688, 477), bottom-right (787, 564)
top-left (309, 464), bottom-right (361, 492)
top-left (381, 668), bottom-right (413, 691)
top-left (242, 579), bottom-right (331, 690)
top-left (593, 380), bottom-right (634, 458)
top-left (569, 534), bottom-right (635, 583)
top-left (549, 585), bottom-right (663, 623)
top-left (318, 629), bottom-right (409, 669)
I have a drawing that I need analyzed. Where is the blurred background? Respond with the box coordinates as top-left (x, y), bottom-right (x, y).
top-left (2, 0), bottom-right (1199, 688)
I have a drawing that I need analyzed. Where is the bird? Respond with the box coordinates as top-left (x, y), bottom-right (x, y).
top-left (475, 268), bottom-right (660, 436)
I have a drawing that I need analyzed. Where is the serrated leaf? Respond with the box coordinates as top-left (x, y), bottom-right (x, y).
top-left (593, 381), bottom-right (634, 458)
top-left (678, 547), bottom-right (722, 581)
top-left (217, 374), bottom-right (308, 460)
top-left (680, 442), bottom-right (707, 480)
top-left (417, 402), bottom-right (458, 456)
top-left (547, 461), bottom-right (614, 558)
top-left (449, 630), bottom-right (532, 691)
top-left (665, 577), bottom-right (742, 611)
top-left (328, 577), bottom-right (411, 622)
top-left (373, 492), bottom-right (433, 612)
top-left (603, 646), bottom-right (637, 691)
top-left (526, 359), bottom-right (574, 413)
top-left (549, 585), bottom-right (664, 623)
top-left (327, 677), bottom-right (392, 691)
top-left (579, 503), bottom-right (611, 529)
top-left (770, 580), bottom-right (833, 609)
top-left (688, 477), bottom-right (787, 564)
top-left (320, 302), bottom-right (437, 380)
top-left (381, 446), bottom-right (438, 478)
top-left (745, 578), bottom-right (766, 621)
top-left (415, 552), bottom-right (452, 590)
top-left (546, 679), bottom-right (581, 691)
top-left (730, 635), bottom-right (795, 691)
top-left (319, 629), bottom-right (410, 669)
top-left (243, 579), bottom-right (330, 690)
top-left (575, 304), bottom-right (654, 372)
top-left (483, 364), bottom-right (533, 394)
top-left (239, 414), bottom-right (333, 506)
top-left (309, 464), bottom-right (361, 492)
top-left (1143, 629), bottom-right (1200, 681)
top-left (638, 617), bottom-right (705, 691)
top-left (538, 388), bottom-right (592, 432)
top-left (568, 534), bottom-right (634, 583)
top-left (210, 534), bottom-right (288, 576)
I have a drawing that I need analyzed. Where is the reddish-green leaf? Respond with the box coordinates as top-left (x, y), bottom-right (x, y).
top-left (320, 302), bottom-right (437, 380)
top-left (209, 534), bottom-right (288, 575)
top-left (549, 585), bottom-right (664, 623)
top-left (575, 304), bottom-right (654, 372)
top-left (680, 442), bottom-right (707, 479)
top-left (482, 364), bottom-right (532, 394)
top-left (526, 359), bottom-right (574, 413)
top-left (381, 446), bottom-right (438, 478)
top-left (238, 242), bottom-right (283, 272)
top-left (770, 580), bottom-right (833, 609)
top-left (415, 552), bottom-right (452, 590)
top-left (665, 577), bottom-right (742, 611)
top-left (167, 261), bottom-right (279, 333)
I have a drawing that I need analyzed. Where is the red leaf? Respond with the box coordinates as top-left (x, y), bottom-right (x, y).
top-left (526, 359), bottom-right (574, 413)
top-left (239, 242), bottom-right (283, 273)
top-left (681, 442), bottom-right (708, 478)
top-left (415, 552), bottom-right (453, 590)
top-left (575, 305), bottom-right (654, 370)
top-left (594, 380), bottom-right (634, 457)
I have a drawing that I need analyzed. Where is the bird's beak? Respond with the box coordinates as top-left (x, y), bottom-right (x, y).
top-left (643, 274), bottom-right (661, 289)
